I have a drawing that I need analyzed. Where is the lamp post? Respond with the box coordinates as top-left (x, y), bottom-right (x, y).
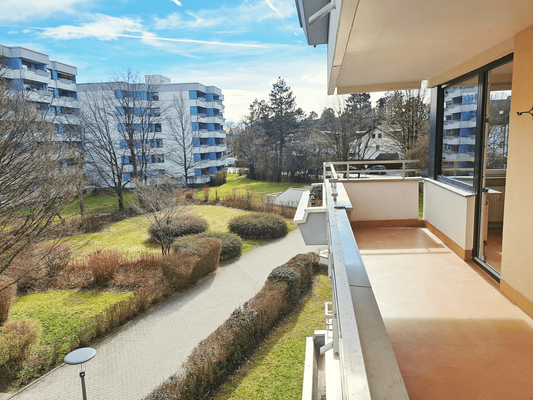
top-left (64, 347), bottom-right (97, 400)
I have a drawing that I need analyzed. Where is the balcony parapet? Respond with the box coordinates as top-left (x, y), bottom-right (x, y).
top-left (296, 177), bottom-right (409, 399)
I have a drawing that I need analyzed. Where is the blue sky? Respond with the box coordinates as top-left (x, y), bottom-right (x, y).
top-left (0, 0), bottom-right (331, 122)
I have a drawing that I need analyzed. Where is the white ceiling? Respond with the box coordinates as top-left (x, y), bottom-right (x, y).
top-left (330, 0), bottom-right (533, 94)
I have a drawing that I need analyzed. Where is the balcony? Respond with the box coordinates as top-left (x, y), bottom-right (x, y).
top-left (296, 161), bottom-right (533, 399)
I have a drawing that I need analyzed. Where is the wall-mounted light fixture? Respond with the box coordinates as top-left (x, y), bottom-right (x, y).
top-left (517, 105), bottom-right (533, 119)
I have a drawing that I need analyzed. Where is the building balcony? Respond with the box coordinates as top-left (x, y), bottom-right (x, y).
top-left (196, 144), bottom-right (226, 153)
top-left (443, 119), bottom-right (477, 129)
top-left (443, 135), bottom-right (476, 145)
top-left (295, 162), bottom-right (533, 399)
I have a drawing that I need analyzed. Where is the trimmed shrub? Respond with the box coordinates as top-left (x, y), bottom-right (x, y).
top-left (214, 170), bottom-right (227, 186)
top-left (159, 252), bottom-right (198, 291)
top-left (174, 237), bottom-right (222, 283)
top-left (228, 212), bottom-right (288, 239)
top-left (0, 319), bottom-right (41, 368)
top-left (87, 249), bottom-right (122, 285)
top-left (0, 280), bottom-right (16, 326)
top-left (174, 231), bottom-right (243, 261)
top-left (145, 252), bottom-right (319, 400)
top-left (148, 214), bottom-right (208, 243)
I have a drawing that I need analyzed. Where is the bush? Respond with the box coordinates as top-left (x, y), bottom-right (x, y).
top-left (0, 319), bottom-right (41, 368)
top-left (214, 170), bottom-right (227, 186)
top-left (148, 214), bottom-right (208, 243)
top-left (159, 252), bottom-right (199, 291)
top-left (0, 280), bottom-right (16, 326)
top-left (43, 243), bottom-right (72, 277)
top-left (174, 237), bottom-right (221, 283)
top-left (145, 252), bottom-right (319, 400)
top-left (228, 212), bottom-right (288, 239)
top-left (174, 231), bottom-right (243, 261)
top-left (87, 249), bottom-right (122, 285)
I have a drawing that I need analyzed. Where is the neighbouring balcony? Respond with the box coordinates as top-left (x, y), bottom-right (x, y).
top-left (295, 161), bottom-right (533, 399)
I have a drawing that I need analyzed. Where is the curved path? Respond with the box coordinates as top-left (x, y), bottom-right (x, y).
top-left (8, 230), bottom-right (322, 400)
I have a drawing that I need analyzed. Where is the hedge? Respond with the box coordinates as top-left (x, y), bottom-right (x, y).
top-left (144, 252), bottom-right (320, 400)
top-left (173, 232), bottom-right (243, 261)
top-left (228, 213), bottom-right (287, 239)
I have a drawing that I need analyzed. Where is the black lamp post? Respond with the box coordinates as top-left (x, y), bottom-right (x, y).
top-left (64, 347), bottom-right (97, 400)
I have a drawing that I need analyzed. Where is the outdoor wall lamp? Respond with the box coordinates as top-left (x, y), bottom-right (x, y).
top-left (517, 105), bottom-right (533, 119)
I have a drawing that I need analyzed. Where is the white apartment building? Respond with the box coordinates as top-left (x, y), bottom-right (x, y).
top-left (0, 44), bottom-right (80, 141)
top-left (78, 76), bottom-right (226, 186)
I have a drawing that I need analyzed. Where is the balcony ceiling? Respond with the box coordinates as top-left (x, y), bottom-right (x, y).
top-left (329, 0), bottom-right (533, 94)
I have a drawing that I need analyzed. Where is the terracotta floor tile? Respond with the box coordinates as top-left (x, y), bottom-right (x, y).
top-left (353, 227), bottom-right (533, 400)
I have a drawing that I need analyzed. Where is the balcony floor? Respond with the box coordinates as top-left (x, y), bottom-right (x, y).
top-left (352, 226), bottom-right (533, 400)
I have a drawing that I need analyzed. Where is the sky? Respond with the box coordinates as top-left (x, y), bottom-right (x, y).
top-left (0, 0), bottom-right (335, 123)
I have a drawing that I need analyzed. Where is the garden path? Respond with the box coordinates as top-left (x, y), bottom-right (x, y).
top-left (8, 229), bottom-right (323, 400)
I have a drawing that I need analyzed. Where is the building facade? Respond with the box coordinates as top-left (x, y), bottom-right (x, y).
top-left (0, 45), bottom-right (80, 141)
top-left (78, 76), bottom-right (226, 186)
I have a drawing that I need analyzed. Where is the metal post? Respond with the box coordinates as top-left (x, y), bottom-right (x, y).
top-left (79, 369), bottom-right (87, 400)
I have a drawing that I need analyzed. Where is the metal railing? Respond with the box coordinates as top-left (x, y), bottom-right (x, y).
top-left (323, 160), bottom-right (420, 180)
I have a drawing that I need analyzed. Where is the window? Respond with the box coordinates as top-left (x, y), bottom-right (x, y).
top-left (375, 145), bottom-right (380, 151)
top-left (152, 154), bottom-right (164, 163)
top-left (378, 133), bottom-right (382, 139)
top-left (148, 92), bottom-right (159, 101)
top-left (440, 75), bottom-right (479, 179)
top-left (372, 133), bottom-right (376, 139)
top-left (122, 155), bottom-right (130, 164)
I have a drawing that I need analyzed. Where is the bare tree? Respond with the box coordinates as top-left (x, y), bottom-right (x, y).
top-left (132, 177), bottom-right (189, 255)
top-left (78, 68), bottom-right (163, 209)
top-left (320, 94), bottom-right (378, 161)
top-left (166, 91), bottom-right (198, 186)
top-left (378, 90), bottom-right (430, 166)
top-left (0, 67), bottom-right (82, 292)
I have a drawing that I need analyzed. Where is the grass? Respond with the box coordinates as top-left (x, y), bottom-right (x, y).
top-left (62, 192), bottom-right (138, 218)
top-left (67, 204), bottom-right (297, 256)
top-left (198, 174), bottom-right (310, 202)
top-left (419, 191), bottom-right (424, 220)
top-left (8, 290), bottom-right (132, 353)
top-left (216, 271), bottom-right (331, 400)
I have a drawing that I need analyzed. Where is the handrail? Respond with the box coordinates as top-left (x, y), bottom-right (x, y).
top-left (323, 160), bottom-right (420, 180)
top-left (324, 178), bottom-right (409, 399)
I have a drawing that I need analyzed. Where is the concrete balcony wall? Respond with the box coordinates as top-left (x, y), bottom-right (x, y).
top-left (343, 178), bottom-right (420, 225)
top-left (423, 179), bottom-right (475, 260)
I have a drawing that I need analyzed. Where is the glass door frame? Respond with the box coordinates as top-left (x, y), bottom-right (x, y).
top-left (429, 53), bottom-right (514, 282)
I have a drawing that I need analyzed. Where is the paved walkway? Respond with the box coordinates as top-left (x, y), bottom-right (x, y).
top-left (8, 230), bottom-right (322, 400)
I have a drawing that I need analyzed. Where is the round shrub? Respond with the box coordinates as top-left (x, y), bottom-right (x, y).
top-left (174, 232), bottom-right (243, 261)
top-left (228, 213), bottom-right (288, 239)
top-left (149, 214), bottom-right (208, 243)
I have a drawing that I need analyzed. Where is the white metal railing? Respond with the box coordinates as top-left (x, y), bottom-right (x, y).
top-left (323, 179), bottom-right (409, 399)
top-left (323, 160), bottom-right (420, 180)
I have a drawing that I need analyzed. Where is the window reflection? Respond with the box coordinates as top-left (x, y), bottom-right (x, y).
top-left (441, 76), bottom-right (478, 179)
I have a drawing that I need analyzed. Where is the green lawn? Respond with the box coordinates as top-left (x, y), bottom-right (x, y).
top-left (216, 271), bottom-right (331, 400)
top-left (63, 192), bottom-right (139, 218)
top-left (197, 174), bottom-right (310, 202)
top-left (66, 205), bottom-right (296, 256)
top-left (8, 290), bottom-right (132, 354)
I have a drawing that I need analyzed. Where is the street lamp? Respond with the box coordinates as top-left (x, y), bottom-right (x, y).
top-left (64, 347), bottom-right (97, 400)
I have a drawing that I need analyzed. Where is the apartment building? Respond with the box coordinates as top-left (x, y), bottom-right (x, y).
top-left (0, 44), bottom-right (80, 141)
top-left (78, 76), bottom-right (226, 186)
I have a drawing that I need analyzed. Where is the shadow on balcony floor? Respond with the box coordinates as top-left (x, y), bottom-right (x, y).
top-left (352, 226), bottom-right (533, 400)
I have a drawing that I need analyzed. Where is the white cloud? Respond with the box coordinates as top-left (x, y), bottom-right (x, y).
top-left (171, 0), bottom-right (182, 5)
top-left (154, 1), bottom-right (295, 32)
top-left (265, 0), bottom-right (285, 20)
top-left (0, 0), bottom-right (90, 22)
top-left (7, 31), bottom-right (18, 35)
top-left (40, 14), bottom-right (144, 41)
